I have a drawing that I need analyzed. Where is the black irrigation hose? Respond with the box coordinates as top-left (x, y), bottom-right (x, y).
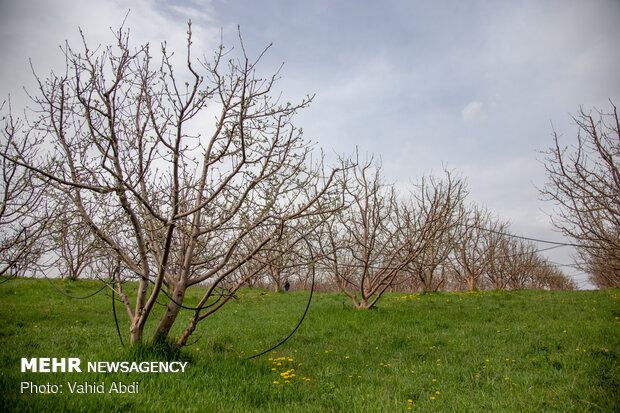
top-left (111, 267), bottom-right (125, 348)
top-left (37, 269), bottom-right (124, 348)
top-left (110, 228), bottom-right (316, 354)
top-left (10, 267), bottom-right (121, 346)
top-left (0, 272), bottom-right (18, 285)
top-left (108, 265), bottom-right (230, 349)
top-left (246, 232), bottom-right (316, 360)
top-left (23, 268), bottom-right (122, 347)
top-left (41, 270), bottom-right (108, 299)
top-left (115, 265), bottom-right (226, 311)
top-left (155, 280), bottom-right (226, 311)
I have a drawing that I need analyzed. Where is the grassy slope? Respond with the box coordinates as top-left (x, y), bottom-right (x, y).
top-left (0, 278), bottom-right (618, 412)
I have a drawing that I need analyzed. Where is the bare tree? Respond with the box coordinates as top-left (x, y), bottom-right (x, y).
top-left (236, 217), bottom-right (318, 292)
top-left (403, 170), bottom-right (467, 292)
top-left (450, 205), bottom-right (495, 290)
top-left (540, 103), bottom-right (620, 288)
top-left (47, 199), bottom-right (102, 280)
top-left (0, 104), bottom-right (49, 280)
top-left (321, 157), bottom-right (399, 308)
top-left (481, 221), bottom-right (514, 290)
top-left (322, 158), bottom-right (460, 307)
top-left (480, 225), bottom-right (576, 291)
top-left (535, 261), bottom-right (575, 290)
top-left (502, 242), bottom-right (575, 290)
top-left (8, 23), bottom-right (340, 346)
top-left (584, 252), bottom-right (620, 288)
top-left (504, 239), bottom-right (538, 290)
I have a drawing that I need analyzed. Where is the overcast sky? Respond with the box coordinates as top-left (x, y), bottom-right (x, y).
top-left (1, 0), bottom-right (619, 288)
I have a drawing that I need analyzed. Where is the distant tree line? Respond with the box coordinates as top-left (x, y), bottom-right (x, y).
top-left (241, 156), bottom-right (576, 310)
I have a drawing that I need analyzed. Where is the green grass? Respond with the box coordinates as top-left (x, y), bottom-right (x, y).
top-left (1, 278), bottom-right (618, 412)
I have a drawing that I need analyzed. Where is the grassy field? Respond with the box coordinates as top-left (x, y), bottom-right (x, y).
top-left (0, 278), bottom-right (618, 412)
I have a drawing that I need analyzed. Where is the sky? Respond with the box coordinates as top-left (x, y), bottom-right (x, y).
top-left (1, 0), bottom-right (619, 288)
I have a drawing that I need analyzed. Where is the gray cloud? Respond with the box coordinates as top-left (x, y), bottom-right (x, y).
top-left (462, 101), bottom-right (488, 124)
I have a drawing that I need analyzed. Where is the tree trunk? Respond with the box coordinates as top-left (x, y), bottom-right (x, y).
top-left (129, 323), bottom-right (143, 346)
top-left (467, 274), bottom-right (475, 290)
top-left (353, 296), bottom-right (370, 309)
top-left (177, 318), bottom-right (197, 347)
top-left (152, 282), bottom-right (187, 340)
